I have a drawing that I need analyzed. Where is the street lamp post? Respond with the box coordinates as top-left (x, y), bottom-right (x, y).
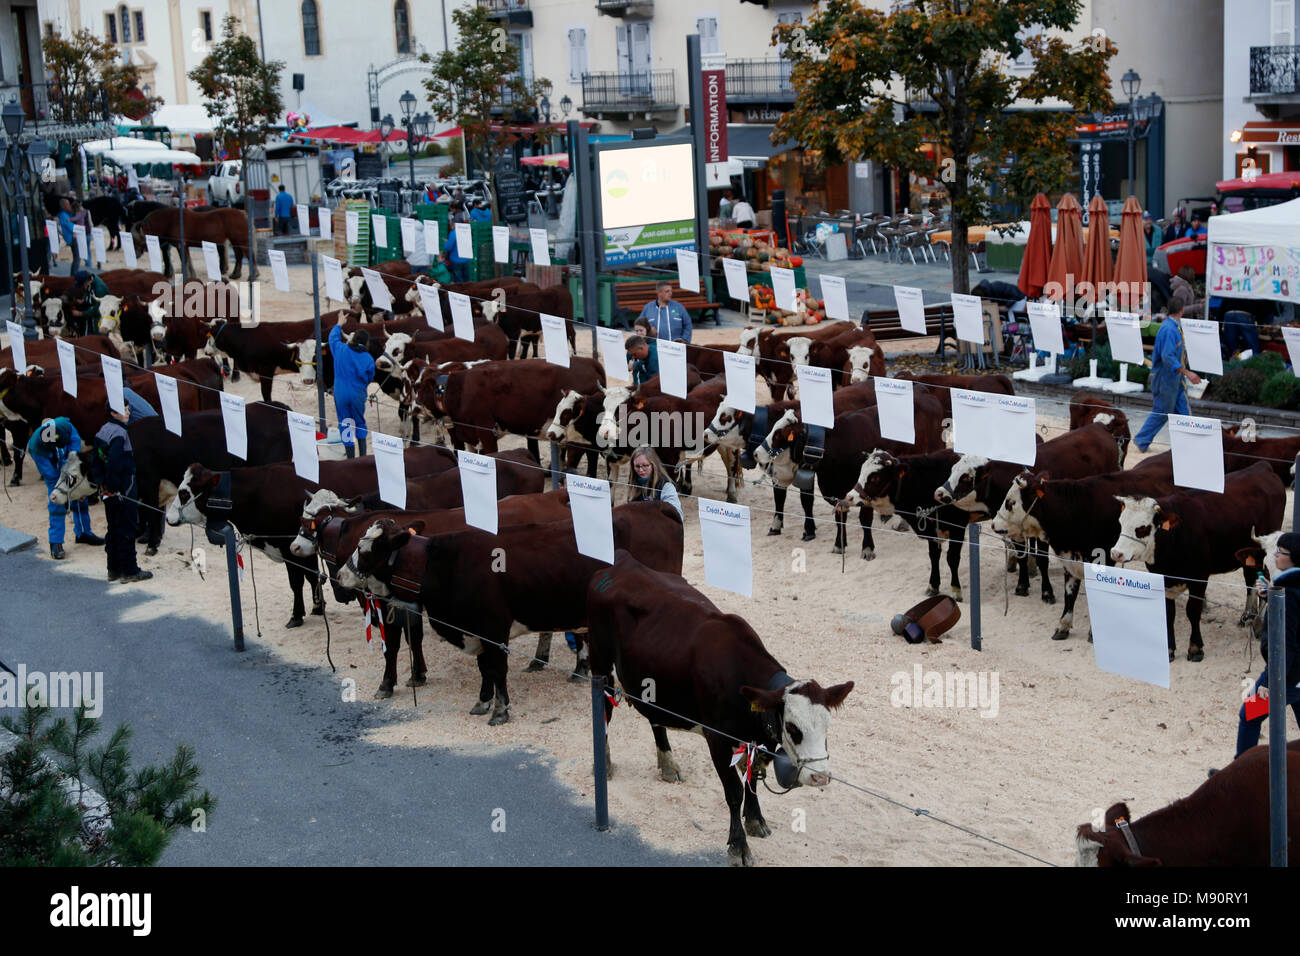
top-left (399, 89), bottom-right (418, 192)
top-left (1121, 68), bottom-right (1140, 198)
top-left (3, 100), bottom-right (51, 343)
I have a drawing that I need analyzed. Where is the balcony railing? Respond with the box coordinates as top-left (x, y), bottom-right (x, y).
top-left (1250, 45), bottom-right (1300, 96)
top-left (725, 59), bottom-right (795, 103)
top-left (0, 82), bottom-right (115, 142)
top-left (581, 70), bottom-right (676, 112)
top-left (477, 0), bottom-right (532, 27)
top-left (596, 0), bottom-right (654, 17)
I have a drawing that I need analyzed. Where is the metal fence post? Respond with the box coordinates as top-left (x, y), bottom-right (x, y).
top-left (312, 251), bottom-right (326, 433)
top-left (223, 524), bottom-right (245, 652)
top-left (1267, 585), bottom-right (1288, 866)
top-left (549, 439), bottom-right (560, 489)
top-left (591, 676), bottom-right (610, 832)
top-left (1294, 453), bottom-right (1300, 532)
top-left (969, 522), bottom-right (982, 651)
top-left (177, 188), bottom-right (186, 285)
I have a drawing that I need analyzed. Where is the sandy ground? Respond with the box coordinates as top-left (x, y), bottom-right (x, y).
top-left (3, 249), bottom-right (1292, 867)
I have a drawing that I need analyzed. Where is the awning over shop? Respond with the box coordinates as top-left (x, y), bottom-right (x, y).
top-left (1236, 120), bottom-right (1300, 145)
top-left (521, 153), bottom-right (569, 168)
top-left (290, 125), bottom-right (432, 145)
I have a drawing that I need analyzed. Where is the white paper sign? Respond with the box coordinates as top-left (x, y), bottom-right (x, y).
top-left (297, 204), bottom-right (311, 236)
top-left (569, 475), bottom-right (614, 563)
top-left (45, 219), bottom-right (60, 255)
top-left (456, 450), bottom-right (497, 534)
top-left (894, 285), bottom-right (927, 335)
top-left (723, 351), bottom-right (756, 414)
top-left (598, 327), bottom-right (629, 383)
top-left (322, 255), bottom-right (345, 303)
top-left (1181, 318), bottom-right (1224, 377)
top-left (455, 222), bottom-right (473, 260)
top-left (721, 257), bottom-right (749, 301)
top-left (91, 227), bottom-right (107, 266)
top-left (698, 498), bottom-right (752, 598)
top-left (1168, 415), bottom-right (1223, 493)
top-left (286, 411), bottom-right (319, 483)
top-left (6, 321), bottom-right (26, 374)
top-left (372, 214), bottom-right (388, 248)
top-left (345, 209), bottom-right (360, 245)
top-left (119, 231), bottom-right (137, 268)
top-left (657, 339), bottom-right (688, 398)
top-left (267, 249), bottom-right (290, 292)
top-left (1084, 563), bottom-right (1169, 688)
top-left (675, 249), bottom-right (700, 294)
top-left (400, 217), bottom-right (418, 256)
top-left (1283, 326), bottom-right (1300, 377)
top-left (100, 354), bottom-right (124, 415)
top-left (318, 207), bottom-right (332, 241)
top-left (529, 227), bottom-right (550, 266)
top-left (201, 240), bottom-right (222, 282)
top-left (219, 392), bottom-right (247, 459)
top-left (795, 365), bottom-right (834, 428)
top-left (56, 338), bottom-right (77, 396)
top-left (418, 283), bottom-right (445, 331)
top-left (154, 373), bottom-right (182, 435)
top-left (1027, 300), bottom-right (1065, 356)
top-left (145, 234), bottom-right (163, 273)
top-left (541, 314), bottom-right (570, 367)
top-left (73, 224), bottom-right (88, 261)
top-left (951, 390), bottom-right (1036, 465)
top-left (875, 377), bottom-right (915, 445)
top-left (770, 266), bottom-right (797, 313)
top-left (360, 267), bottom-right (393, 312)
top-left (1105, 311), bottom-right (1145, 366)
top-left (448, 291), bottom-right (474, 342)
top-left (819, 273), bottom-right (849, 322)
top-left (951, 293), bottom-right (985, 345)
top-left (492, 225), bottom-right (510, 264)
top-left (370, 431), bottom-right (406, 509)
top-left (424, 220), bottom-right (441, 262)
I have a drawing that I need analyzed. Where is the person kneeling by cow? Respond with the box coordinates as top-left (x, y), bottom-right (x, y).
top-left (330, 314), bottom-right (375, 458)
top-left (91, 403), bottom-right (153, 583)
top-left (30, 417), bottom-right (102, 560)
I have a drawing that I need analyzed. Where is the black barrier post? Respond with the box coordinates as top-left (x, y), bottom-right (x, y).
top-left (591, 677), bottom-right (610, 832)
top-left (223, 524), bottom-right (245, 652)
top-left (549, 439), bottom-right (560, 489)
top-left (1267, 586), bottom-right (1288, 866)
top-left (312, 251), bottom-right (326, 432)
top-left (177, 180), bottom-right (186, 285)
top-left (571, 119), bottom-right (600, 349)
top-left (969, 522), bottom-right (982, 651)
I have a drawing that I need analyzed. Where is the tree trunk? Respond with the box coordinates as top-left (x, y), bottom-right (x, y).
top-left (948, 165), bottom-right (970, 296)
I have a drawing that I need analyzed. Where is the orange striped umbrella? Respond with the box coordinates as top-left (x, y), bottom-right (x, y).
top-left (1017, 193), bottom-right (1053, 298)
top-left (1045, 193), bottom-right (1083, 302)
top-left (1111, 196), bottom-right (1149, 313)
top-left (1080, 194), bottom-right (1114, 303)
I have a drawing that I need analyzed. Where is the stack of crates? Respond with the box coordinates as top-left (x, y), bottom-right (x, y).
top-left (371, 209), bottom-right (405, 266)
top-left (470, 221), bottom-right (496, 282)
top-left (416, 203), bottom-right (448, 262)
top-left (343, 199), bottom-right (370, 267)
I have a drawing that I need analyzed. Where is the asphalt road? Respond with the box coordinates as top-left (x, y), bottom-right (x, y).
top-left (0, 548), bottom-right (703, 866)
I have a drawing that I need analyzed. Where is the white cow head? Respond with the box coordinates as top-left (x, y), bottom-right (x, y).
top-left (754, 408), bottom-right (799, 469)
top-left (1109, 496), bottom-right (1172, 565)
top-left (336, 522), bottom-right (391, 595)
top-left (345, 275), bottom-right (366, 308)
top-left (289, 489), bottom-right (359, 557)
top-left (786, 336), bottom-right (814, 368)
top-left (842, 449), bottom-right (898, 511)
top-left (739, 679), bottom-right (854, 788)
top-left (41, 297), bottom-right (65, 332)
top-left (148, 297), bottom-right (169, 341)
top-left (546, 389), bottom-right (583, 442)
top-left (165, 465), bottom-right (209, 527)
top-left (480, 287), bottom-right (507, 323)
top-left (1237, 529), bottom-right (1284, 585)
top-left (738, 327), bottom-right (761, 358)
top-left (381, 332), bottom-right (414, 371)
top-left (95, 295), bottom-right (125, 336)
top-left (704, 396), bottom-right (746, 450)
top-left (49, 451), bottom-right (94, 506)
top-left (846, 346), bottom-right (877, 383)
top-left (595, 386), bottom-right (631, 447)
top-left (294, 339), bottom-right (319, 385)
top-left (935, 454), bottom-right (989, 509)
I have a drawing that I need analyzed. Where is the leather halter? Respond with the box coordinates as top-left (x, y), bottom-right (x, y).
top-left (1115, 818), bottom-right (1142, 857)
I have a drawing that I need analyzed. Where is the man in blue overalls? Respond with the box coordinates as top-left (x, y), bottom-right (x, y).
top-left (329, 314), bottom-right (375, 457)
top-left (1134, 294), bottom-right (1201, 453)
top-left (29, 416), bottom-right (102, 560)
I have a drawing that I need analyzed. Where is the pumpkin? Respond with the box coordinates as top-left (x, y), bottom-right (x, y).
top-left (790, 256), bottom-right (803, 267)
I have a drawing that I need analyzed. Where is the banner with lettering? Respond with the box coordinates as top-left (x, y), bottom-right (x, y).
top-left (1207, 243), bottom-right (1300, 304)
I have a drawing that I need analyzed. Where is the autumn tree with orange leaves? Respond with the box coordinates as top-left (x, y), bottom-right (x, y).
top-left (774, 0), bottom-right (1115, 293)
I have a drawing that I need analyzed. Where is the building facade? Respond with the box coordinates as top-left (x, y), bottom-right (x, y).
top-left (1223, 0), bottom-right (1300, 183)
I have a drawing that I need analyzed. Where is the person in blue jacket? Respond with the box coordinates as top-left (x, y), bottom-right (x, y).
top-left (444, 228), bottom-right (472, 283)
top-left (329, 315), bottom-right (375, 457)
top-left (468, 199), bottom-right (492, 223)
top-left (274, 184), bottom-right (295, 236)
top-left (1133, 294), bottom-right (1201, 453)
top-left (29, 416), bottom-right (101, 560)
top-left (1235, 533), bottom-right (1300, 758)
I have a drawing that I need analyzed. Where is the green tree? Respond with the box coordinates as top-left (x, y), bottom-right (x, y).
top-left (421, 5), bottom-right (550, 220)
top-left (42, 29), bottom-right (159, 124)
top-left (0, 703), bottom-right (215, 866)
top-left (774, 0), bottom-right (1115, 293)
top-left (189, 15), bottom-right (284, 279)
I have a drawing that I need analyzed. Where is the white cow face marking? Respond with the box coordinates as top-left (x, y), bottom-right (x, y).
top-left (596, 387), bottom-right (632, 446)
top-left (1075, 832), bottom-right (1102, 867)
top-left (780, 681), bottom-right (852, 787)
top-left (295, 339), bottom-right (318, 385)
top-left (165, 468), bottom-right (206, 527)
top-left (345, 276), bottom-right (365, 307)
top-left (754, 408), bottom-right (799, 468)
top-left (992, 473), bottom-right (1035, 540)
top-left (337, 523), bottom-right (383, 590)
top-left (937, 454), bottom-right (988, 509)
top-left (1093, 412), bottom-right (1114, 427)
top-left (847, 346), bottom-right (877, 383)
top-left (382, 332), bottom-right (413, 371)
top-left (843, 450), bottom-right (894, 510)
top-left (49, 451), bottom-right (93, 505)
top-left (547, 389), bottom-right (581, 441)
top-left (786, 336), bottom-right (814, 368)
top-left (291, 489), bottom-right (348, 557)
top-left (148, 298), bottom-right (168, 340)
top-left (41, 298), bottom-right (65, 331)
top-left (738, 327), bottom-right (760, 357)
top-left (704, 398), bottom-right (745, 450)
top-left (1110, 496), bottom-right (1160, 565)
top-left (480, 288), bottom-right (507, 322)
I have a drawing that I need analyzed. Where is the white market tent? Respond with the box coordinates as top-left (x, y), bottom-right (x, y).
top-left (1205, 197), bottom-right (1300, 306)
top-left (123, 104), bottom-right (217, 135)
top-left (83, 138), bottom-right (202, 166)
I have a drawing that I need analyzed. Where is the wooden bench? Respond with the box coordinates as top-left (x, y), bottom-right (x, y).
top-left (864, 304), bottom-right (955, 340)
top-left (613, 280), bottom-right (723, 328)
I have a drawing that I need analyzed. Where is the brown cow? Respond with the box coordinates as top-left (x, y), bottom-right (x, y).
top-left (1069, 390), bottom-right (1131, 464)
top-left (136, 207), bottom-right (251, 279)
top-left (1223, 427), bottom-right (1300, 486)
top-left (738, 320), bottom-right (856, 400)
top-left (0, 365), bottom-right (201, 442)
top-left (485, 285), bottom-right (575, 359)
top-left (1076, 740), bottom-right (1300, 865)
